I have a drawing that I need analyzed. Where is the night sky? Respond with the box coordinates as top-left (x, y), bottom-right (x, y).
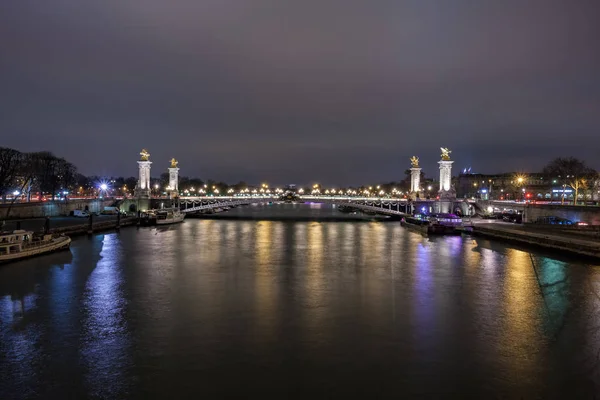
top-left (1, 1), bottom-right (599, 185)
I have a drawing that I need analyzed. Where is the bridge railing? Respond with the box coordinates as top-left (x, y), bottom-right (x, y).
top-left (180, 198), bottom-right (410, 216)
top-left (180, 199), bottom-right (251, 213)
top-left (180, 195), bottom-right (411, 202)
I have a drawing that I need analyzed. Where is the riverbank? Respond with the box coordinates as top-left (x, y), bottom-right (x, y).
top-left (470, 222), bottom-right (600, 259)
top-left (51, 217), bottom-right (137, 236)
top-left (1, 215), bottom-right (137, 237)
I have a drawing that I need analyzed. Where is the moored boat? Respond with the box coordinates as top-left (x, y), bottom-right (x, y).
top-left (155, 208), bottom-right (185, 225)
top-left (0, 230), bottom-right (71, 264)
top-left (401, 213), bottom-right (464, 235)
top-left (400, 214), bottom-right (430, 234)
top-left (140, 208), bottom-right (185, 225)
top-left (427, 213), bottom-right (463, 234)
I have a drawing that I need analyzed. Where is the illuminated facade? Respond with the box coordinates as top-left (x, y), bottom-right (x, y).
top-left (456, 172), bottom-right (599, 202)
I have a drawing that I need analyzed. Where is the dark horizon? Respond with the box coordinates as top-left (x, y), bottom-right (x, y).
top-left (1, 1), bottom-right (599, 185)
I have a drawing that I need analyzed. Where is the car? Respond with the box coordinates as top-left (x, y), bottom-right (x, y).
top-left (481, 214), bottom-right (496, 219)
top-left (534, 216), bottom-right (574, 225)
top-left (502, 212), bottom-right (522, 223)
top-left (73, 210), bottom-right (89, 218)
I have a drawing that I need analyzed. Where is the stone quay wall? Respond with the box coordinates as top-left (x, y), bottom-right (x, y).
top-left (0, 199), bottom-right (113, 219)
top-left (523, 204), bottom-right (600, 225)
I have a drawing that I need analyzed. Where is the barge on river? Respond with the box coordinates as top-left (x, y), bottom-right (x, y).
top-left (0, 230), bottom-right (71, 264)
top-left (140, 208), bottom-right (185, 226)
top-left (401, 213), bottom-right (464, 235)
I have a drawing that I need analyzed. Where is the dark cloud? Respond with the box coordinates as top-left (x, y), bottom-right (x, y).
top-left (1, 0), bottom-right (599, 185)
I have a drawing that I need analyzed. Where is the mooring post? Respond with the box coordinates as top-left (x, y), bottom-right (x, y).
top-left (44, 217), bottom-right (50, 234)
top-left (16, 221), bottom-right (21, 230)
top-left (88, 213), bottom-right (93, 235)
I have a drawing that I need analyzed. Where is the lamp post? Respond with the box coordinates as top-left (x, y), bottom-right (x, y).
top-left (517, 177), bottom-right (524, 201)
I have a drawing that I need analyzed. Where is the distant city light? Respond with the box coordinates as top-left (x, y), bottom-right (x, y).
top-left (13, 190), bottom-right (19, 196)
top-left (100, 184), bottom-right (108, 190)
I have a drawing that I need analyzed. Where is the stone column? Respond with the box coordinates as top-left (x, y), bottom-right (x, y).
top-left (135, 159), bottom-right (152, 199)
top-left (410, 168), bottom-right (421, 193)
top-left (438, 160), bottom-right (453, 192)
top-left (168, 167), bottom-right (179, 195)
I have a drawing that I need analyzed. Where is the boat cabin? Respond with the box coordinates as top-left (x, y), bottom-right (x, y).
top-left (428, 213), bottom-right (463, 226)
top-left (0, 230), bottom-right (34, 255)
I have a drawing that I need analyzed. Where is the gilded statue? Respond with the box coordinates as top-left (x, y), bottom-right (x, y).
top-left (440, 147), bottom-right (451, 161)
top-left (410, 156), bottom-right (420, 168)
top-left (140, 149), bottom-right (150, 161)
top-left (170, 158), bottom-right (178, 168)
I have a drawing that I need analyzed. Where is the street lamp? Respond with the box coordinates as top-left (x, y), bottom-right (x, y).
top-left (99, 183), bottom-right (108, 198)
top-left (515, 174), bottom-right (527, 201)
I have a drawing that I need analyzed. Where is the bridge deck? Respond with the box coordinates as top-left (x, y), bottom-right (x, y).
top-left (180, 198), bottom-right (410, 217)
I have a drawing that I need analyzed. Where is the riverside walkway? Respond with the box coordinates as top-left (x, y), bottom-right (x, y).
top-left (470, 220), bottom-right (600, 259)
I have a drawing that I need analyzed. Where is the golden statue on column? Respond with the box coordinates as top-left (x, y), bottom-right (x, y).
top-left (440, 147), bottom-right (451, 161)
top-left (410, 156), bottom-right (420, 168)
top-left (140, 149), bottom-right (150, 161)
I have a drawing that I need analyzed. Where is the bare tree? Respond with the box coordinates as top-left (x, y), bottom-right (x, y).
top-left (3, 152), bottom-right (41, 218)
top-left (542, 157), bottom-right (597, 205)
top-left (0, 147), bottom-right (23, 203)
top-left (1, 149), bottom-right (79, 218)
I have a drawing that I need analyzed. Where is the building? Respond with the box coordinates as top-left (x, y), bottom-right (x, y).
top-left (456, 172), bottom-right (600, 203)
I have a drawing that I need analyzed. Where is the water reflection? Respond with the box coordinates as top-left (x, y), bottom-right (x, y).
top-left (253, 221), bottom-right (279, 344)
top-left (81, 233), bottom-right (131, 398)
top-left (2, 210), bottom-right (600, 397)
top-left (0, 245), bottom-right (77, 398)
top-left (412, 239), bottom-right (435, 347)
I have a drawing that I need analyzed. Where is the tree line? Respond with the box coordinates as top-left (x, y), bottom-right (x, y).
top-left (542, 157), bottom-right (599, 204)
top-left (0, 147), bottom-right (77, 203)
top-left (0, 146), bottom-right (240, 201)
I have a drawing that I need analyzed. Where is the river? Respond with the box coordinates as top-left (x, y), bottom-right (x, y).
top-left (1, 203), bottom-right (600, 398)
